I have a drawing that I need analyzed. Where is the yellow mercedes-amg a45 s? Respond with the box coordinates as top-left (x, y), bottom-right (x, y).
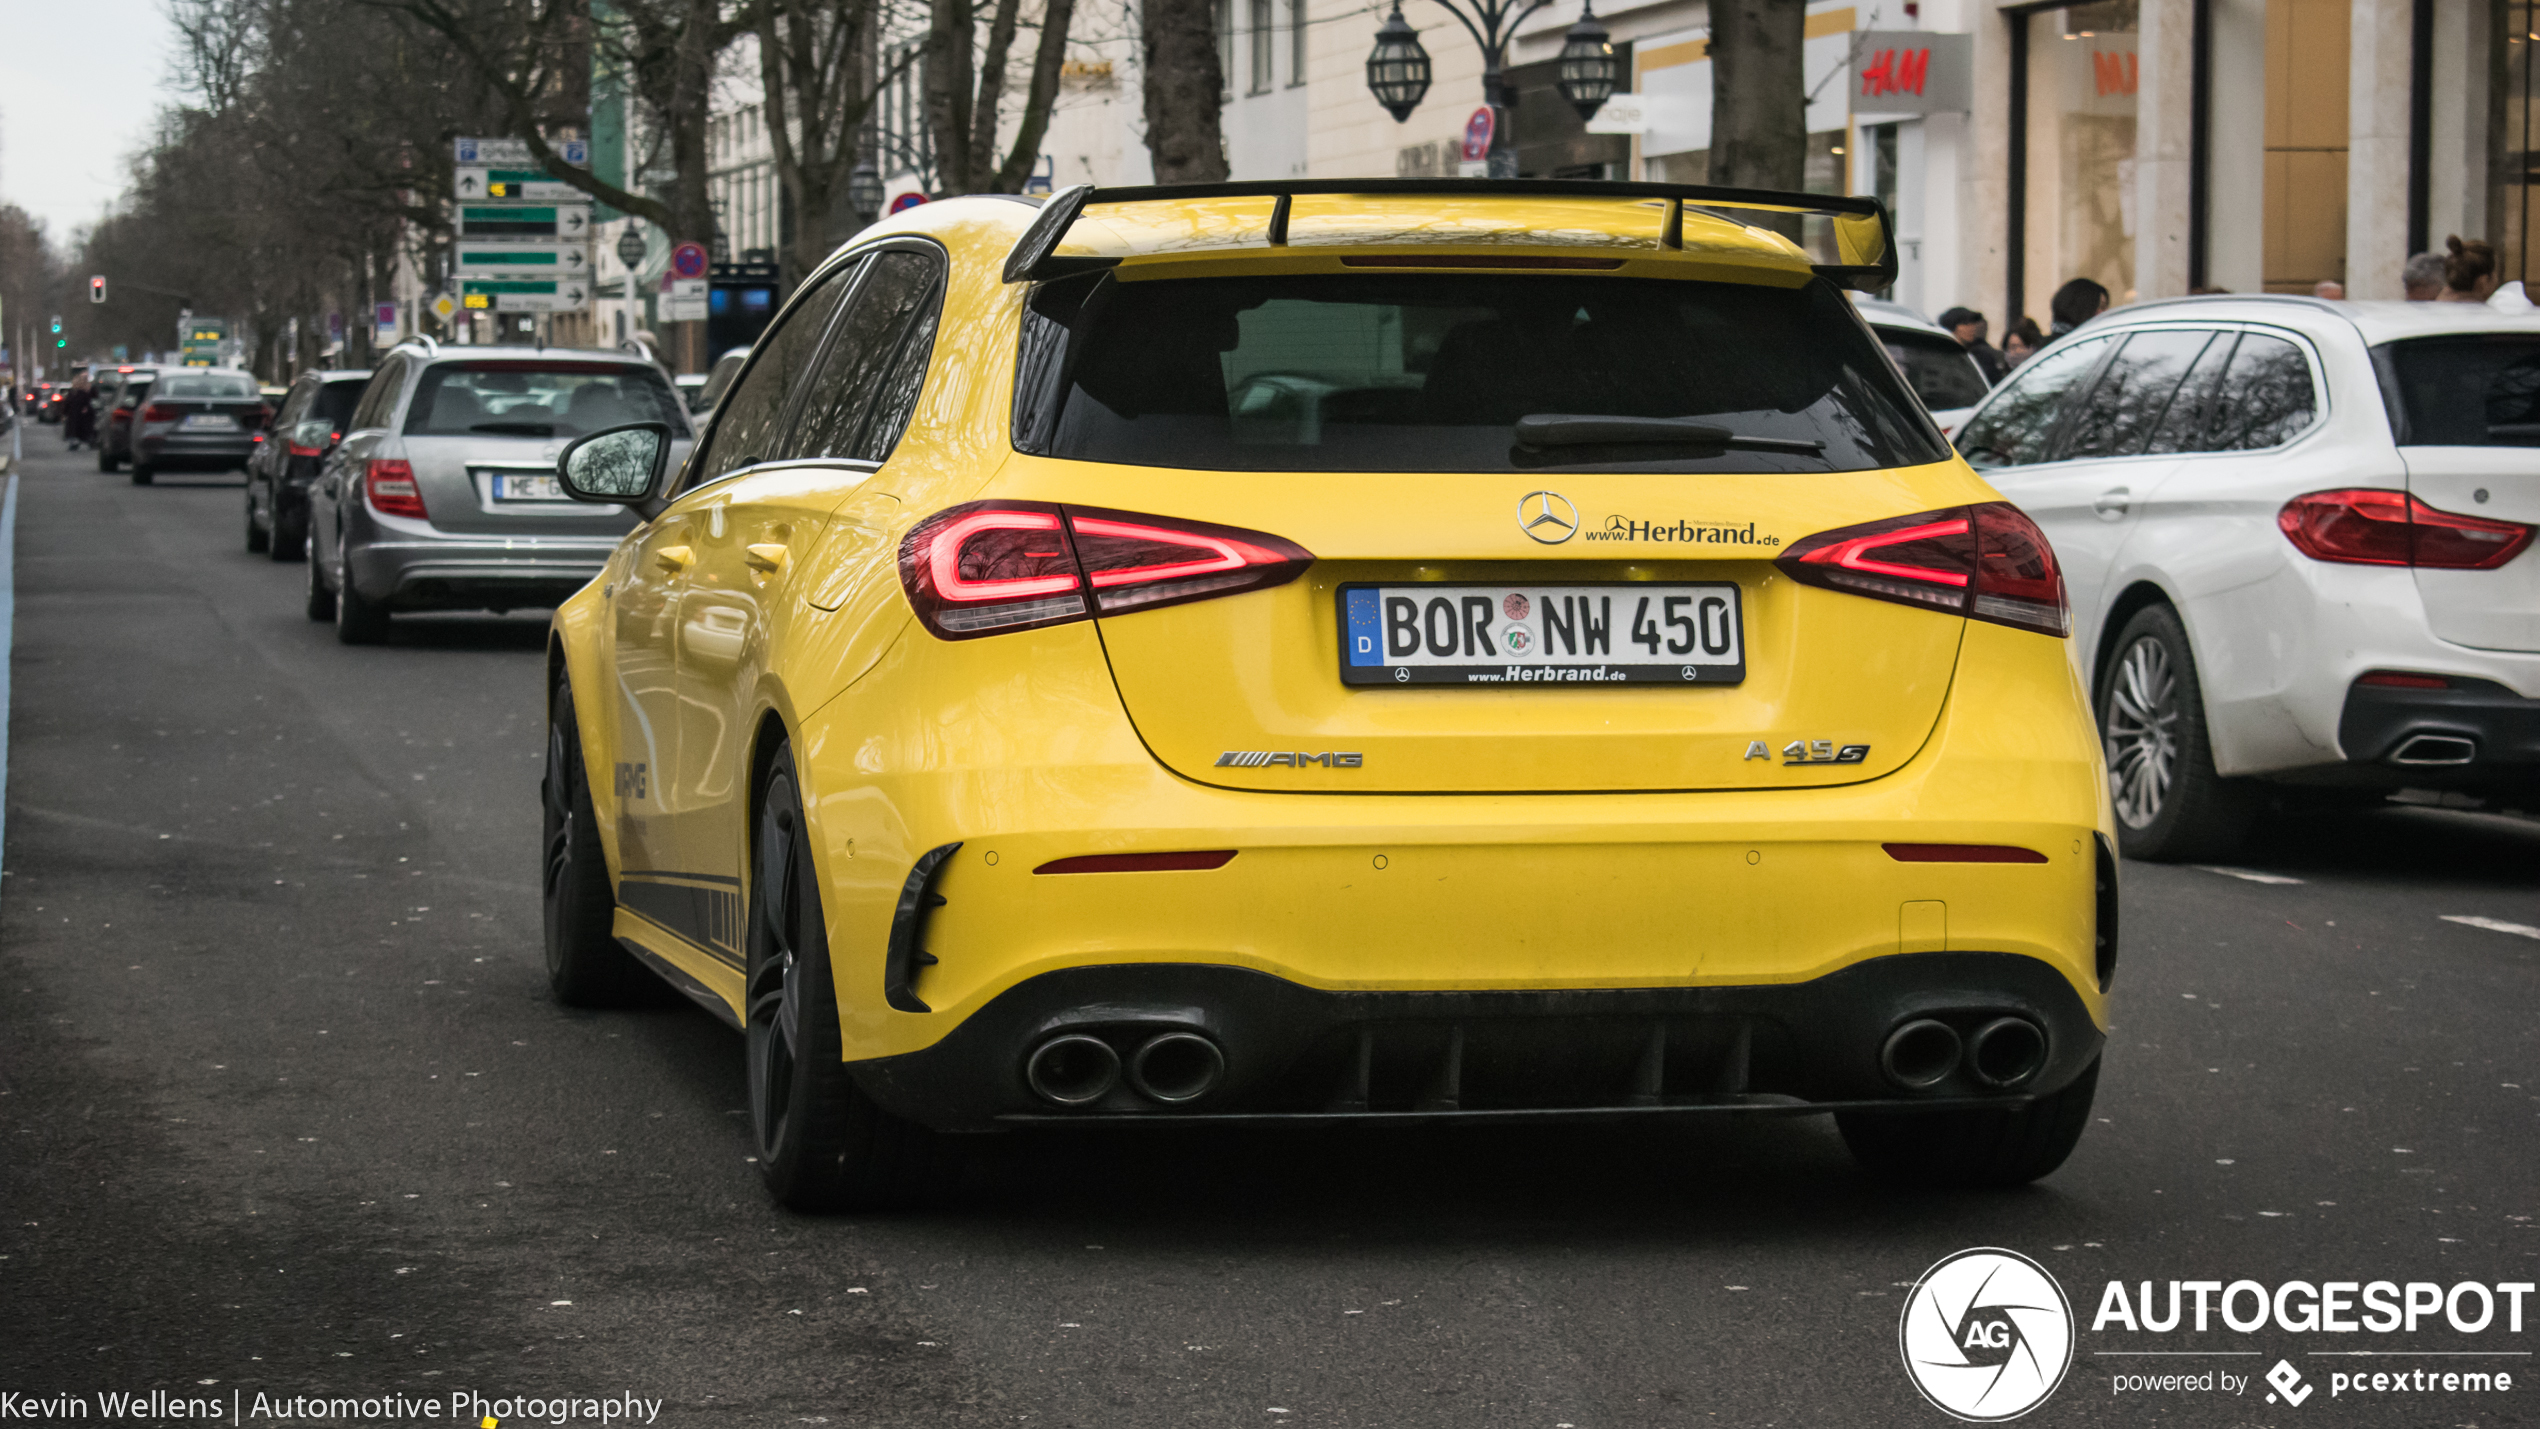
top-left (540, 181), bottom-right (2119, 1210)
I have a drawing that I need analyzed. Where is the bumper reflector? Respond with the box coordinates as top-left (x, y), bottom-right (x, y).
top-left (1882, 843), bottom-right (2048, 864)
top-left (1035, 850), bottom-right (1239, 875)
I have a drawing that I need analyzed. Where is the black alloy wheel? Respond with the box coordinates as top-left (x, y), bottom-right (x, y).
top-left (541, 677), bottom-right (651, 1005)
top-left (746, 745), bottom-right (944, 1212)
top-left (333, 542), bottom-right (390, 645)
top-left (2097, 604), bottom-right (2251, 861)
top-left (1837, 1056), bottom-right (2101, 1187)
top-left (303, 531), bottom-right (335, 621)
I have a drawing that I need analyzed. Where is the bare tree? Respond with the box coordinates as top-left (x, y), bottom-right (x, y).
top-left (1706, 0), bottom-right (1805, 191)
top-left (924, 0), bottom-right (1079, 194)
top-left (1139, 0), bottom-right (1225, 182)
top-left (759, 0), bottom-right (908, 280)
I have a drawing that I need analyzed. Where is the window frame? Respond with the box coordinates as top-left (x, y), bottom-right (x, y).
top-left (1249, 0), bottom-right (1275, 93)
top-left (1289, 0), bottom-right (1307, 85)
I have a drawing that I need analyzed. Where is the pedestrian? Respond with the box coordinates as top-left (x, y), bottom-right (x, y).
top-left (2435, 236), bottom-right (2500, 303)
top-left (2403, 252), bottom-right (2446, 300)
top-left (2312, 279), bottom-right (2346, 300)
top-left (59, 372), bottom-right (97, 451)
top-left (1936, 306), bottom-right (2010, 384)
top-left (2048, 279), bottom-right (2109, 337)
top-left (2002, 317), bottom-right (2045, 369)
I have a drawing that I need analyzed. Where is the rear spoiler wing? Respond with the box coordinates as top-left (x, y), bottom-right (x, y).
top-left (1000, 178), bottom-right (1897, 293)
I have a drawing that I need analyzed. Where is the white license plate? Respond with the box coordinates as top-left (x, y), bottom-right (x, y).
top-left (181, 413), bottom-right (231, 430)
top-left (490, 473), bottom-right (567, 502)
top-left (1340, 583), bottom-right (1745, 686)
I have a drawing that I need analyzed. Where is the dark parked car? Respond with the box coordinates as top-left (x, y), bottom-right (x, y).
top-left (129, 369), bottom-right (271, 485)
top-left (304, 340), bottom-right (688, 643)
top-left (97, 367), bottom-right (157, 473)
top-left (245, 368), bottom-right (370, 560)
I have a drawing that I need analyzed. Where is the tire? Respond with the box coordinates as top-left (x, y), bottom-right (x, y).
top-left (1838, 1056), bottom-right (2101, 1188)
top-left (97, 445), bottom-right (118, 473)
top-left (245, 492), bottom-right (270, 554)
top-left (131, 464), bottom-right (154, 486)
top-left (332, 544), bottom-right (391, 645)
top-left (748, 745), bottom-right (946, 1212)
top-left (304, 534), bottom-right (336, 621)
top-left (2097, 604), bottom-right (2253, 861)
top-left (270, 510), bottom-right (306, 563)
top-left (542, 678), bottom-right (653, 1006)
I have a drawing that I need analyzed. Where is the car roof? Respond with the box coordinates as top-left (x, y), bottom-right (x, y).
top-left (859, 190), bottom-right (1826, 284)
top-left (405, 345), bottom-right (658, 366)
top-left (1854, 297), bottom-right (1950, 335)
top-left (2087, 292), bottom-right (2540, 344)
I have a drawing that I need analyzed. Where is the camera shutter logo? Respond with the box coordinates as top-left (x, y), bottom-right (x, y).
top-left (1899, 1248), bottom-right (2075, 1421)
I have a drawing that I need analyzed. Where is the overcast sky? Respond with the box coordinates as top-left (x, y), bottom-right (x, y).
top-left (0, 0), bottom-right (182, 246)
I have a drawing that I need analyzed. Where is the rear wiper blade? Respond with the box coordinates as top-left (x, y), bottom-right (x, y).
top-left (1513, 413), bottom-right (1826, 456)
top-left (468, 421), bottom-right (556, 436)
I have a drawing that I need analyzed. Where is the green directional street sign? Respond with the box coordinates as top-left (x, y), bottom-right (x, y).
top-left (460, 278), bottom-right (590, 314)
top-left (457, 204), bottom-right (592, 241)
top-left (453, 240), bottom-right (591, 281)
top-left (454, 168), bottom-right (582, 202)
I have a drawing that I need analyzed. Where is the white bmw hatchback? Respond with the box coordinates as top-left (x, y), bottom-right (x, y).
top-left (1957, 295), bottom-right (2540, 859)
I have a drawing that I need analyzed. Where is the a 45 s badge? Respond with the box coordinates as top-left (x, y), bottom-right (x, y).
top-left (1743, 739), bottom-right (1871, 765)
top-left (1899, 1247), bottom-right (2075, 1421)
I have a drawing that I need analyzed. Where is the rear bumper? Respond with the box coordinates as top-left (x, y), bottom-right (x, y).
top-left (137, 431), bottom-right (256, 466)
top-left (2329, 675), bottom-right (2540, 791)
top-left (850, 953), bottom-right (2104, 1132)
top-left (349, 536), bottom-right (615, 612)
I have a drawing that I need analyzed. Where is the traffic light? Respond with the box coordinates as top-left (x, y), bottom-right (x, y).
top-left (49, 314), bottom-right (61, 333)
top-left (89, 275), bottom-right (106, 304)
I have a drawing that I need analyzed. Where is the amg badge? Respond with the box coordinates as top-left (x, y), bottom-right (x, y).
top-left (1217, 751), bottom-right (1364, 768)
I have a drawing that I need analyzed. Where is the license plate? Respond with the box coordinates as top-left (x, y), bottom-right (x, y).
top-left (181, 413), bottom-right (230, 430)
top-left (490, 473), bottom-right (566, 502)
top-left (1340, 583), bottom-right (1745, 686)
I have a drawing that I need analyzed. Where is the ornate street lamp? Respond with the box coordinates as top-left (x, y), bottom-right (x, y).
top-left (1365, 7), bottom-right (1434, 123)
top-left (1555, 1), bottom-right (1621, 121)
top-left (1364, 0), bottom-right (1611, 177)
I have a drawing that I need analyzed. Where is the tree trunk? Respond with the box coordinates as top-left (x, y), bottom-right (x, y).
top-left (1707, 0), bottom-right (1807, 191)
top-left (1140, 0), bottom-right (1228, 182)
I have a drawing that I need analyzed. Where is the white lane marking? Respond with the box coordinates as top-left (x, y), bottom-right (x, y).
top-left (2441, 915), bottom-right (2540, 940)
top-left (2194, 866), bottom-right (2304, 885)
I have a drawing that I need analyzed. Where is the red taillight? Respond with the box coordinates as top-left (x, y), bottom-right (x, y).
top-left (140, 403), bottom-right (176, 422)
top-left (2277, 489), bottom-right (2532, 571)
top-left (1776, 501), bottom-right (2069, 637)
top-left (286, 442), bottom-right (324, 458)
top-left (2356, 670), bottom-right (2451, 689)
top-left (365, 459), bottom-right (427, 519)
top-left (898, 501), bottom-right (1313, 639)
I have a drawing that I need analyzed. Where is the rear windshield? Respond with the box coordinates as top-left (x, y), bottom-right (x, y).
top-left (313, 377), bottom-right (370, 429)
top-left (1878, 328), bottom-right (1992, 411)
top-left (2374, 335), bottom-right (2540, 446)
top-left (404, 361), bottom-right (689, 438)
top-left (158, 374), bottom-right (260, 399)
top-left (1013, 272), bottom-right (1947, 473)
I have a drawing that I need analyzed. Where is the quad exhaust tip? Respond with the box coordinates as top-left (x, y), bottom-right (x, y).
top-left (1967, 1016), bottom-right (2048, 1087)
top-left (1880, 1019), bottom-right (1962, 1089)
top-left (1026, 1034), bottom-right (1121, 1106)
top-left (1128, 1031), bottom-right (1226, 1105)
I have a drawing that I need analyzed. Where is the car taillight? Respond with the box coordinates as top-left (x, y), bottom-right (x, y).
top-left (140, 403), bottom-right (176, 422)
top-left (286, 441), bottom-right (323, 458)
top-left (365, 459), bottom-right (427, 519)
top-left (1775, 501), bottom-right (2069, 637)
top-left (898, 501), bottom-right (1313, 639)
top-left (2277, 489), bottom-right (2532, 571)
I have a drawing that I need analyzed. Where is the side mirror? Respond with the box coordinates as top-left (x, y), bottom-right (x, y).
top-left (557, 422), bottom-right (670, 504)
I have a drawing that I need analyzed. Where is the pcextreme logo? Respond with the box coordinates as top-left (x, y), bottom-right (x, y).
top-left (1900, 1247), bottom-right (2077, 1421)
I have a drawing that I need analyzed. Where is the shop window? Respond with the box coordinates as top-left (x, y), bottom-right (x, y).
top-left (2023, 2), bottom-right (2138, 322)
top-left (2500, 0), bottom-right (2538, 285)
top-left (2262, 0), bottom-right (2349, 291)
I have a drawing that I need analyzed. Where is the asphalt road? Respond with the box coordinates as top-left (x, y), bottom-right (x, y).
top-left (1, 437), bottom-right (2535, 1428)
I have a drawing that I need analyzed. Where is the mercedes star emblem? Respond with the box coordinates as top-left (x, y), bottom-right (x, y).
top-left (1518, 490), bottom-right (1580, 544)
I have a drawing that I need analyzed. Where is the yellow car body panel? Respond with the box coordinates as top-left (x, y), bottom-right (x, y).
top-left (548, 187), bottom-right (2117, 1138)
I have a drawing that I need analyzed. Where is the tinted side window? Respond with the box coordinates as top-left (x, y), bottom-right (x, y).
top-left (313, 378), bottom-right (369, 429)
top-left (1955, 336), bottom-right (2113, 468)
top-left (349, 358), bottom-right (406, 431)
top-left (686, 260), bottom-right (862, 489)
top-left (786, 251), bottom-right (944, 461)
top-left (273, 381), bottom-right (315, 427)
top-left (861, 304), bottom-right (942, 461)
top-left (2064, 329), bottom-right (2216, 460)
top-left (2207, 334), bottom-right (2316, 450)
top-left (2143, 333), bottom-right (2239, 454)
top-left (2373, 335), bottom-right (2540, 445)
